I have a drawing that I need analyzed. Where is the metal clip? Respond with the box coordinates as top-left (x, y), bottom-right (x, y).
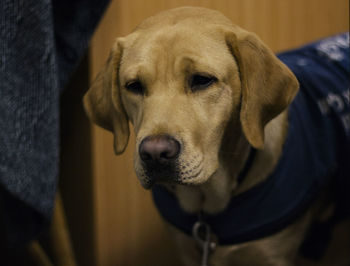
top-left (192, 221), bottom-right (217, 266)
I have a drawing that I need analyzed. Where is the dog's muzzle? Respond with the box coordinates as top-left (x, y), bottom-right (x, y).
top-left (139, 134), bottom-right (181, 184)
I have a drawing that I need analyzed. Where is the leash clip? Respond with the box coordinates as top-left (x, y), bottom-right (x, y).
top-left (192, 221), bottom-right (217, 266)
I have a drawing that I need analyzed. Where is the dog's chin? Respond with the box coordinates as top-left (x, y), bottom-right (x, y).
top-left (138, 171), bottom-right (212, 190)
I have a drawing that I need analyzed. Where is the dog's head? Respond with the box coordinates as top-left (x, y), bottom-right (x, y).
top-left (84, 7), bottom-right (298, 189)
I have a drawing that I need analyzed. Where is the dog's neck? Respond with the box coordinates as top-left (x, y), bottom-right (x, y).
top-left (174, 111), bottom-right (288, 214)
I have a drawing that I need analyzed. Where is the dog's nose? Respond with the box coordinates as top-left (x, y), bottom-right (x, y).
top-left (139, 135), bottom-right (180, 164)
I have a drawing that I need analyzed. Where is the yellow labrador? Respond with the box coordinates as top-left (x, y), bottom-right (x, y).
top-left (84, 7), bottom-right (349, 266)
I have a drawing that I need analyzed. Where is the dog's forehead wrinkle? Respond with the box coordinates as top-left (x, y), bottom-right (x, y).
top-left (176, 55), bottom-right (223, 81)
top-left (122, 26), bottom-right (233, 81)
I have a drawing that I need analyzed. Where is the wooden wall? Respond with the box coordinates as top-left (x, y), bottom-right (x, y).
top-left (88, 1), bottom-right (349, 265)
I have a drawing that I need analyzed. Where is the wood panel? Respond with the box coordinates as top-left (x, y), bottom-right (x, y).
top-left (60, 55), bottom-right (96, 266)
top-left (89, 1), bottom-right (349, 265)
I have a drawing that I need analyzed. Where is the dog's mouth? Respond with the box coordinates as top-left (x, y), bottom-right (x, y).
top-left (138, 159), bottom-right (205, 189)
top-left (144, 161), bottom-right (180, 186)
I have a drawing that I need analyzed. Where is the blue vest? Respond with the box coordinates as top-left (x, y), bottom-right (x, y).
top-left (152, 33), bottom-right (350, 256)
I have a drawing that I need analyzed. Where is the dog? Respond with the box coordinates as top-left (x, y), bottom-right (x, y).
top-left (84, 7), bottom-right (350, 266)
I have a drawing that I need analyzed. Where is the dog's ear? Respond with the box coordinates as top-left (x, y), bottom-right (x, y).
top-left (226, 29), bottom-right (299, 148)
top-left (83, 40), bottom-right (130, 154)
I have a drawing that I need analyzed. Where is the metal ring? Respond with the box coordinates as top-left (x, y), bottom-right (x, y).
top-left (192, 221), bottom-right (211, 246)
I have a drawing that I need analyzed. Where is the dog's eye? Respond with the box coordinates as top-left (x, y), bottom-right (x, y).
top-left (190, 74), bottom-right (217, 91)
top-left (125, 80), bottom-right (144, 95)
